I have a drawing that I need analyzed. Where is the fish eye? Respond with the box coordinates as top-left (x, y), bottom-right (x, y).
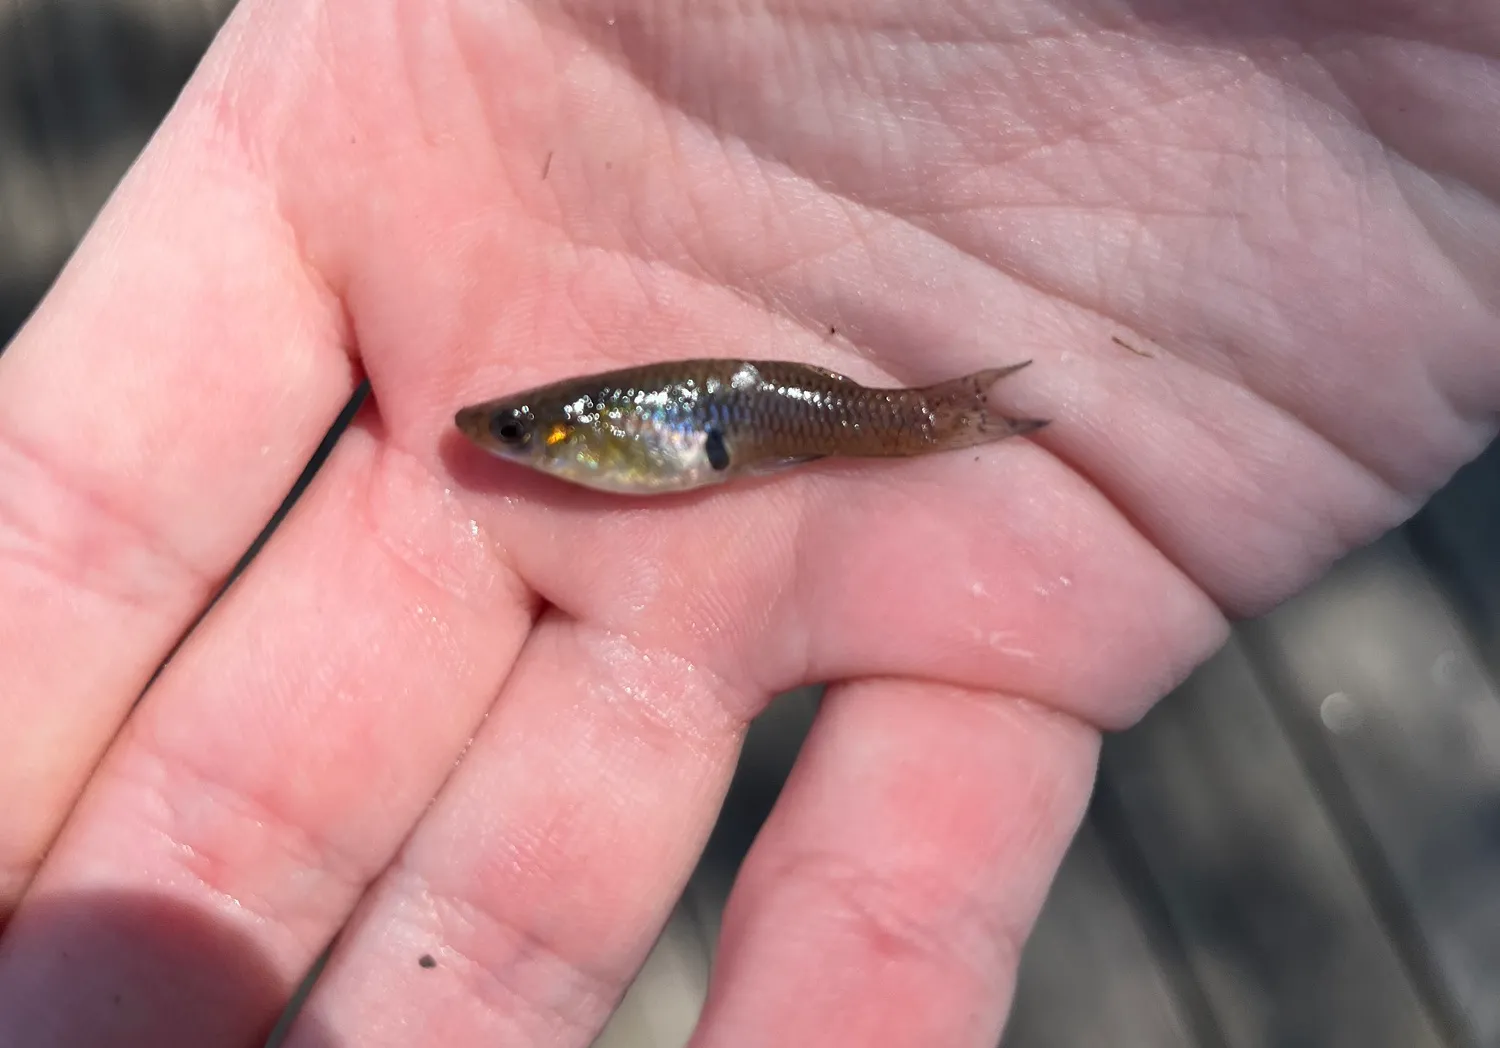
top-left (490, 412), bottom-right (531, 445)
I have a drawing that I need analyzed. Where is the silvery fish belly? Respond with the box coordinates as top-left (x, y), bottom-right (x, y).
top-left (454, 358), bottom-right (1046, 495)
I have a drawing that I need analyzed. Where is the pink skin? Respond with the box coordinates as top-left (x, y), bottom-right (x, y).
top-left (0, 0), bottom-right (1496, 1044)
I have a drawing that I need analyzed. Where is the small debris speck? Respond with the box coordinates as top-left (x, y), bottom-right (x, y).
top-left (418, 954), bottom-right (437, 969)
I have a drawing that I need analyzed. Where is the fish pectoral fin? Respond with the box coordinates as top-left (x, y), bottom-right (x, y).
top-left (741, 454), bottom-right (827, 476)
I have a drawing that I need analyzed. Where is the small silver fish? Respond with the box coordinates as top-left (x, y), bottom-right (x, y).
top-left (454, 358), bottom-right (1046, 495)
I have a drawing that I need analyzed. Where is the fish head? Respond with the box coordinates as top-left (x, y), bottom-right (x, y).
top-left (454, 387), bottom-right (713, 494)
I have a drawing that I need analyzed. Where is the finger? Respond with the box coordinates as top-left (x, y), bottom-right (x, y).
top-left (0, 419), bottom-right (532, 1046)
top-left (0, 26), bottom-right (357, 906)
top-left (689, 678), bottom-right (1099, 1048)
top-left (278, 609), bottom-right (753, 1048)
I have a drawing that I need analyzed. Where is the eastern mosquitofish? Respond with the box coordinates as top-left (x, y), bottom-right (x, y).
top-left (454, 358), bottom-right (1046, 495)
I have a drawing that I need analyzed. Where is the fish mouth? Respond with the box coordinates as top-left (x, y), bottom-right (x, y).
top-left (454, 406), bottom-right (486, 442)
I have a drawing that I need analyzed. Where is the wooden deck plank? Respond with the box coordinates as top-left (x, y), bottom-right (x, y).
top-left (0, 2), bottom-right (75, 341)
top-left (0, 103), bottom-right (68, 340)
top-left (6, 0), bottom-right (222, 244)
top-left (1242, 529), bottom-right (1500, 1047)
top-left (0, 0), bottom-right (231, 343)
top-left (190, 0), bottom-right (238, 30)
top-left (1098, 635), bottom-right (1447, 1048)
top-left (9, 0), bottom-right (125, 240)
top-left (1409, 440), bottom-right (1500, 678)
top-left (681, 686), bottom-right (822, 953)
top-left (592, 903), bottom-right (710, 1048)
top-left (1000, 819), bottom-right (1199, 1048)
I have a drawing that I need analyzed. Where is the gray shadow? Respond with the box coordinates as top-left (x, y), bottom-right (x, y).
top-left (4, 891), bottom-right (335, 1048)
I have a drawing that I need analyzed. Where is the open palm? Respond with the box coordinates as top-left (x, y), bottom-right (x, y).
top-left (1, 0), bottom-right (1496, 1045)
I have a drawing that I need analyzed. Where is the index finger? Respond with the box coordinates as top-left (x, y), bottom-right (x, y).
top-left (0, 12), bottom-right (357, 912)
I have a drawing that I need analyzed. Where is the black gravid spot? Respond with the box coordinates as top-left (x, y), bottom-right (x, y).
top-left (418, 954), bottom-right (437, 969)
top-left (704, 428), bottom-right (731, 471)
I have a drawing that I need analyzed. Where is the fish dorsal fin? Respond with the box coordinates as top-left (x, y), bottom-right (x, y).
top-left (798, 363), bottom-right (851, 384)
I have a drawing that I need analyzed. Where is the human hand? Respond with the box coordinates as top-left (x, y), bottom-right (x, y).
top-left (0, 0), bottom-right (1495, 1045)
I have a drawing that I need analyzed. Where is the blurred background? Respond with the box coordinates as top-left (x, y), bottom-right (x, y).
top-left (3, 3), bottom-right (1499, 1046)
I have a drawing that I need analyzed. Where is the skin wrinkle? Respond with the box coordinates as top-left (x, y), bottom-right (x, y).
top-left (499, 159), bottom-right (949, 395)
top-left (764, 499), bottom-right (819, 692)
top-left (396, 0), bottom-right (439, 153)
top-left (360, 437), bottom-right (536, 615)
top-left (270, 214), bottom-right (360, 378)
top-left (563, 618), bottom-right (751, 751)
top-left (581, 0), bottom-right (1057, 49)
top-left (1381, 169), bottom-right (1500, 404)
top-left (122, 739), bottom-right (367, 945)
top-left (1312, 41), bottom-right (1500, 331)
top-left (457, 6), bottom-right (920, 363)
top-left (1051, 410), bottom-right (1383, 619)
top-left (736, 188), bottom-right (874, 291)
top-left (10, 134), bottom-right (353, 592)
top-left (1129, 158), bottom-right (1470, 500)
top-left (672, 500), bottom-right (819, 700)
top-left (398, 864), bottom-right (619, 1044)
top-left (973, 59), bottom-right (1266, 176)
top-left (664, 116), bottom-right (723, 279)
top-left (1148, 13), bottom-right (1500, 344)
top-left (187, 76), bottom-right (359, 379)
top-left (723, 195), bottom-right (868, 288)
top-left (719, 679), bottom-right (1098, 1013)
top-left (955, 212), bottom-right (1441, 511)
top-left (593, 10), bottom-right (1267, 200)
top-left (759, 844), bottom-right (1025, 995)
top-left (1134, 340), bottom-right (1404, 527)
top-left (265, 6), bottom-right (432, 304)
top-left (452, 26), bottom-right (1013, 390)
top-left (0, 414), bottom-right (217, 611)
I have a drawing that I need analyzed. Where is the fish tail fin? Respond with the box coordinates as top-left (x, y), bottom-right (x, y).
top-left (922, 360), bottom-right (1049, 449)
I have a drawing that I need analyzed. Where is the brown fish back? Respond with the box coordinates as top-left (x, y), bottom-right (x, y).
top-left (701, 359), bottom-right (1044, 470)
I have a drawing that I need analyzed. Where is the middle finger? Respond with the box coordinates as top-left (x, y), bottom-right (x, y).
top-left (282, 609), bottom-right (752, 1046)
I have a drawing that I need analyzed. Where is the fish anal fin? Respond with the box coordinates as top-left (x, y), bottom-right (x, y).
top-left (741, 453), bottom-right (828, 477)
